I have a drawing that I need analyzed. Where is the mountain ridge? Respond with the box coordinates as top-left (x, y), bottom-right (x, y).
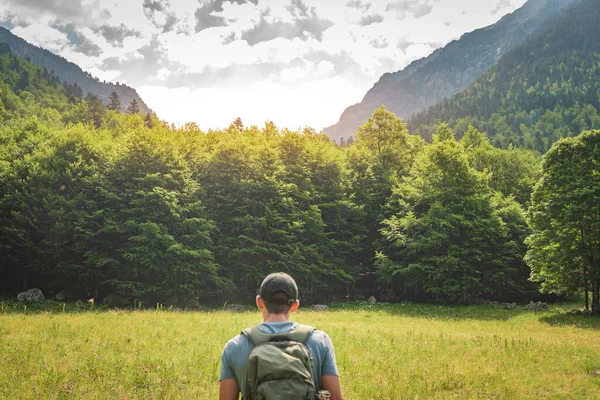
top-left (0, 27), bottom-right (151, 115)
top-left (408, 0), bottom-right (600, 153)
top-left (323, 0), bottom-right (577, 142)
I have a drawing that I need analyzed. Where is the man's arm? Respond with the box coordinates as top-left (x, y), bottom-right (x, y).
top-left (219, 378), bottom-right (240, 400)
top-left (321, 375), bottom-right (344, 400)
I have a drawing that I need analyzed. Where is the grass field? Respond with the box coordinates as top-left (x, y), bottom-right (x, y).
top-left (1, 302), bottom-right (599, 399)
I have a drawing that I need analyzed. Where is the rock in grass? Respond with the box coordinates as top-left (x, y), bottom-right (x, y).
top-left (167, 295), bottom-right (202, 310)
top-left (312, 305), bottom-right (329, 311)
top-left (17, 288), bottom-right (45, 302)
top-left (367, 296), bottom-right (376, 305)
top-left (225, 304), bottom-right (246, 313)
top-left (55, 291), bottom-right (66, 301)
top-left (103, 294), bottom-right (130, 308)
top-left (524, 301), bottom-right (548, 311)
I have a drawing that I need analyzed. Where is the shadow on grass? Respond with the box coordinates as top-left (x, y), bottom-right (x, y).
top-left (325, 302), bottom-right (531, 322)
top-left (0, 298), bottom-right (109, 314)
top-left (5, 297), bottom-right (598, 328)
top-left (0, 298), bottom-right (246, 315)
top-left (539, 311), bottom-right (600, 330)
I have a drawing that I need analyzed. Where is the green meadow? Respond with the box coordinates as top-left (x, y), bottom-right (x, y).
top-left (1, 303), bottom-right (599, 399)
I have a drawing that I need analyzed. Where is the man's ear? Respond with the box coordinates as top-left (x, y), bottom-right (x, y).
top-left (256, 295), bottom-right (264, 310)
top-left (290, 299), bottom-right (300, 313)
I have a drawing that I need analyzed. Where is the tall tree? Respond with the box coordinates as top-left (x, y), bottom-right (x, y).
top-left (526, 130), bottom-right (600, 314)
top-left (233, 117), bottom-right (244, 130)
top-left (348, 106), bottom-right (423, 291)
top-left (127, 98), bottom-right (140, 114)
top-left (108, 91), bottom-right (121, 111)
top-left (355, 105), bottom-right (412, 172)
top-left (85, 93), bottom-right (106, 128)
top-left (377, 124), bottom-right (527, 303)
top-left (145, 111), bottom-right (154, 128)
top-left (460, 126), bottom-right (540, 206)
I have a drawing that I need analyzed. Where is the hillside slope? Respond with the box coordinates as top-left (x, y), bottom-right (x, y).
top-left (409, 0), bottom-right (600, 153)
top-left (0, 27), bottom-right (151, 114)
top-left (323, 0), bottom-right (576, 142)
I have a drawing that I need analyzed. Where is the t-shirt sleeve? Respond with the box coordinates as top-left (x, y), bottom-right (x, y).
top-left (219, 340), bottom-right (235, 381)
top-left (320, 332), bottom-right (339, 376)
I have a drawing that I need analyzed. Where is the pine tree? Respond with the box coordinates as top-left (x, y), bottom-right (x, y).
top-left (145, 112), bottom-right (154, 128)
top-left (233, 117), bottom-right (243, 130)
top-left (108, 91), bottom-right (121, 111)
top-left (127, 98), bottom-right (140, 114)
top-left (85, 93), bottom-right (106, 128)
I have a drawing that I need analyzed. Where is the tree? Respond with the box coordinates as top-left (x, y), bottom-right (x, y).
top-left (526, 130), bottom-right (600, 314)
top-left (348, 106), bottom-right (424, 293)
top-left (233, 117), bottom-right (244, 130)
top-left (85, 93), bottom-right (106, 128)
top-left (108, 91), bottom-right (121, 111)
top-left (460, 126), bottom-right (541, 206)
top-left (355, 105), bottom-right (411, 172)
top-left (127, 98), bottom-right (140, 114)
top-left (377, 124), bottom-right (528, 303)
top-left (145, 112), bottom-right (154, 128)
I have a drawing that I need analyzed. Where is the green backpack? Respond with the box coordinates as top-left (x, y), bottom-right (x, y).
top-left (242, 324), bottom-right (317, 400)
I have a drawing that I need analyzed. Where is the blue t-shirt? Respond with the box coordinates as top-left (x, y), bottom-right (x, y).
top-left (219, 321), bottom-right (339, 395)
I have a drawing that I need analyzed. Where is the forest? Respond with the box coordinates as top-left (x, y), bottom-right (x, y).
top-left (0, 43), bottom-right (598, 314)
top-left (409, 0), bottom-right (600, 154)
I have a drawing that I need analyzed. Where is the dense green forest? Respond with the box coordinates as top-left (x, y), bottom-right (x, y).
top-left (409, 0), bottom-right (600, 154)
top-left (0, 43), bottom-right (597, 312)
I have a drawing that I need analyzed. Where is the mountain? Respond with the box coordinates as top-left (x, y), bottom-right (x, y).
top-left (323, 0), bottom-right (577, 142)
top-left (408, 0), bottom-right (600, 153)
top-left (0, 27), bottom-right (151, 114)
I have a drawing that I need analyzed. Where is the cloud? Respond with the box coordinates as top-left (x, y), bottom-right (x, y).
top-left (101, 35), bottom-right (172, 85)
top-left (50, 20), bottom-right (102, 57)
top-left (8, 0), bottom-right (88, 19)
top-left (396, 36), bottom-right (414, 51)
top-left (286, 0), bottom-right (310, 18)
top-left (386, 0), bottom-right (436, 20)
top-left (142, 0), bottom-right (165, 13)
top-left (304, 50), bottom-right (363, 79)
top-left (194, 1), bottom-right (226, 32)
top-left (491, 0), bottom-right (512, 15)
top-left (1, 0), bottom-right (111, 24)
top-left (370, 37), bottom-right (388, 49)
top-left (94, 24), bottom-right (141, 46)
top-left (164, 58), bottom-right (307, 89)
top-left (346, 0), bottom-right (371, 11)
top-left (194, 0), bottom-right (258, 33)
top-left (143, 0), bottom-right (179, 33)
top-left (241, 1), bottom-right (333, 45)
top-left (359, 14), bottom-right (384, 26)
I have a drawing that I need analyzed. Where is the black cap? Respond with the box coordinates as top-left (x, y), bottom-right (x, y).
top-left (259, 272), bottom-right (299, 305)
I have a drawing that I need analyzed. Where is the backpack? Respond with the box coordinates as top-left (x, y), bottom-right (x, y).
top-left (242, 324), bottom-right (317, 400)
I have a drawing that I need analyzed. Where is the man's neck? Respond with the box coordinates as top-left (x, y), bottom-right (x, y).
top-left (263, 313), bottom-right (290, 323)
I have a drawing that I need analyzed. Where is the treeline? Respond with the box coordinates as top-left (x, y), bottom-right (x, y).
top-left (0, 50), bottom-right (540, 305)
top-left (0, 47), bottom-right (594, 309)
top-left (409, 0), bottom-right (600, 154)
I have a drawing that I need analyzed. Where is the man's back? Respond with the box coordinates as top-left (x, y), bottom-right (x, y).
top-left (220, 321), bottom-right (339, 398)
top-left (219, 273), bottom-right (343, 400)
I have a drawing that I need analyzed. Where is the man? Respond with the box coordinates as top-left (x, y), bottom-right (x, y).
top-left (219, 272), bottom-right (344, 400)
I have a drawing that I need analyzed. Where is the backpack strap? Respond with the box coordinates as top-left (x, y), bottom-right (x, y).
top-left (242, 323), bottom-right (315, 346)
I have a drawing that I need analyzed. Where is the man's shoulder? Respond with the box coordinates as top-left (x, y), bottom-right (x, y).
top-left (222, 333), bottom-right (250, 354)
top-left (307, 328), bottom-right (334, 348)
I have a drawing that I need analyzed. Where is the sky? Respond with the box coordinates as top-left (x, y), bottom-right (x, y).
top-left (0, 0), bottom-right (527, 131)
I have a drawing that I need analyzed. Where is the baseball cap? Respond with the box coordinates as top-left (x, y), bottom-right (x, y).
top-left (259, 272), bottom-right (299, 305)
